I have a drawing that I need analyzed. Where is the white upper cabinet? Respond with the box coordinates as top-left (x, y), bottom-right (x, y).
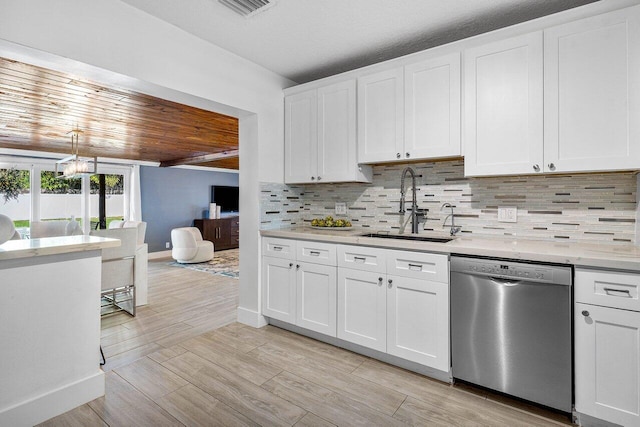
top-left (405, 52), bottom-right (461, 160)
top-left (544, 6), bottom-right (640, 173)
top-left (357, 68), bottom-right (404, 163)
top-left (285, 90), bottom-right (317, 183)
top-left (285, 80), bottom-right (371, 184)
top-left (358, 54), bottom-right (462, 164)
top-left (464, 32), bottom-right (544, 177)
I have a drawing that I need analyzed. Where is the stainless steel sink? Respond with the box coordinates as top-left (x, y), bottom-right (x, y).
top-left (359, 233), bottom-right (454, 243)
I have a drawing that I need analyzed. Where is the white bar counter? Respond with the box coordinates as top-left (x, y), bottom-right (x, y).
top-left (0, 235), bottom-right (119, 426)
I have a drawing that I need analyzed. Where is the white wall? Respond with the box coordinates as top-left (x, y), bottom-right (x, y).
top-left (0, 0), bottom-right (293, 326)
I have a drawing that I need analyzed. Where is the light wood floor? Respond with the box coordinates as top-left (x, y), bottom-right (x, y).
top-left (39, 258), bottom-right (573, 427)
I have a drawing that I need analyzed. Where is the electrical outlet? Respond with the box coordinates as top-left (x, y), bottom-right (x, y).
top-left (498, 206), bottom-right (517, 223)
top-left (166, 242), bottom-right (171, 249)
top-left (335, 202), bottom-right (347, 215)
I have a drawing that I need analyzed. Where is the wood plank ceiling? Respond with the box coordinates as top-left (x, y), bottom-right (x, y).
top-left (0, 57), bottom-right (239, 169)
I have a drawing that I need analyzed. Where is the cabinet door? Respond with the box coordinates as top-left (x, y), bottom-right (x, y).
top-left (262, 256), bottom-right (296, 323)
top-left (387, 275), bottom-right (449, 371)
top-left (296, 263), bottom-right (337, 337)
top-left (575, 303), bottom-right (640, 426)
top-left (285, 89), bottom-right (318, 183)
top-left (357, 68), bottom-right (404, 163)
top-left (464, 32), bottom-right (544, 177)
top-left (544, 6), bottom-right (640, 173)
top-left (405, 52), bottom-right (461, 160)
top-left (317, 80), bottom-right (358, 183)
top-left (337, 268), bottom-right (386, 352)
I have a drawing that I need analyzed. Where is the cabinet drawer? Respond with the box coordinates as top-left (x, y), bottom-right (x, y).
top-left (575, 268), bottom-right (640, 312)
top-left (387, 250), bottom-right (448, 283)
top-left (337, 245), bottom-right (387, 273)
top-left (262, 237), bottom-right (296, 260)
top-left (296, 240), bottom-right (336, 266)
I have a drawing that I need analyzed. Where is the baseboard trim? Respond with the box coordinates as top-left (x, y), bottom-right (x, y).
top-left (0, 371), bottom-right (104, 427)
top-left (148, 250), bottom-right (172, 260)
top-left (237, 306), bottom-right (268, 328)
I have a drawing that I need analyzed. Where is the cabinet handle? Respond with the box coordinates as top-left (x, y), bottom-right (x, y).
top-left (604, 287), bottom-right (631, 296)
top-left (405, 152), bottom-right (410, 158)
top-left (378, 277), bottom-right (383, 284)
top-left (533, 164), bottom-right (540, 172)
top-left (296, 264), bottom-right (300, 269)
top-left (317, 176), bottom-right (322, 181)
top-left (396, 153), bottom-right (401, 159)
top-left (388, 279), bottom-right (393, 288)
top-left (582, 310), bottom-right (590, 317)
top-left (408, 263), bottom-right (423, 271)
top-left (289, 263), bottom-right (293, 268)
top-left (311, 176), bottom-right (316, 180)
top-left (273, 246), bottom-right (283, 251)
top-left (309, 251), bottom-right (320, 256)
top-left (548, 163), bottom-right (556, 171)
top-left (354, 256), bottom-right (366, 263)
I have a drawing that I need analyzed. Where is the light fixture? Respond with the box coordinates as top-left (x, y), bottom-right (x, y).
top-left (55, 127), bottom-right (97, 179)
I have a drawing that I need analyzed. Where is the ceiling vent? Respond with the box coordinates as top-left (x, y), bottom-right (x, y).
top-left (219, 0), bottom-right (276, 18)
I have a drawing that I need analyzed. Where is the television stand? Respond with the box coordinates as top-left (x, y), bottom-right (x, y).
top-left (194, 217), bottom-right (239, 250)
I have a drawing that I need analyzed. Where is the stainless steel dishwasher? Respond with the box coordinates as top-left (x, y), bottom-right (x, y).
top-left (450, 256), bottom-right (572, 413)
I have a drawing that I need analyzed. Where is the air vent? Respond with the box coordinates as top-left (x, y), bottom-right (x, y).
top-left (219, 0), bottom-right (276, 18)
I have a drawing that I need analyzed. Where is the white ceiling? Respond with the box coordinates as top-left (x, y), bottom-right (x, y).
top-left (122, 0), bottom-right (597, 84)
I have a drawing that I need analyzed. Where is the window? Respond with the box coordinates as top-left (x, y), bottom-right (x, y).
top-left (90, 174), bottom-right (125, 229)
top-left (0, 167), bottom-right (30, 237)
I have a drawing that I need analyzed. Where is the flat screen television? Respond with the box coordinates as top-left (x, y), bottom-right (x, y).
top-left (211, 185), bottom-right (239, 213)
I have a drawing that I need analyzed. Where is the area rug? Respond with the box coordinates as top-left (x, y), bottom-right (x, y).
top-left (168, 248), bottom-right (239, 279)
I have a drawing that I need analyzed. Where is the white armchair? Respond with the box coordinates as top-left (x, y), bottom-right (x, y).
top-left (171, 227), bottom-right (214, 263)
top-left (108, 220), bottom-right (148, 306)
top-left (91, 227), bottom-right (137, 316)
top-left (30, 219), bottom-right (82, 238)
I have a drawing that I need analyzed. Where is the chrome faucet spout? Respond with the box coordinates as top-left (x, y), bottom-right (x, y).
top-left (400, 167), bottom-right (422, 234)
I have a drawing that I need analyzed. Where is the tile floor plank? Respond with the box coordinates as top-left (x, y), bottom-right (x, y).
top-left (162, 351), bottom-right (306, 427)
top-left (35, 403), bottom-right (107, 427)
top-left (87, 371), bottom-right (183, 427)
top-left (293, 412), bottom-right (337, 427)
top-left (262, 371), bottom-right (407, 427)
top-left (114, 356), bottom-right (189, 400)
top-left (156, 384), bottom-right (259, 427)
top-left (180, 334), bottom-right (282, 386)
top-left (249, 342), bottom-right (406, 416)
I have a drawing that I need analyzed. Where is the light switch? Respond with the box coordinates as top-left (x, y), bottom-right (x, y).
top-left (498, 206), bottom-right (517, 223)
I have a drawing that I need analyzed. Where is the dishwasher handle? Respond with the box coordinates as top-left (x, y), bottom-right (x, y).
top-left (489, 277), bottom-right (523, 287)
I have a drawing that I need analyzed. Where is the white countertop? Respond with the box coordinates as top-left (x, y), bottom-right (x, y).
top-left (261, 227), bottom-right (640, 272)
top-left (0, 235), bottom-right (120, 261)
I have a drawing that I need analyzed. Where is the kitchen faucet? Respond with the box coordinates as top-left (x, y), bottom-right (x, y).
top-left (441, 203), bottom-right (461, 236)
top-left (399, 167), bottom-right (427, 234)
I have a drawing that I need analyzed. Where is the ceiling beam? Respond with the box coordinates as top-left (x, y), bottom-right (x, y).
top-left (159, 149), bottom-right (239, 167)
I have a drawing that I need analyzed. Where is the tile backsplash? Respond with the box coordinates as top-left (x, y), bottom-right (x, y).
top-left (261, 160), bottom-right (638, 244)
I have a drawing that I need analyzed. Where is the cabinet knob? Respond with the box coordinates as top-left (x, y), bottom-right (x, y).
top-left (533, 164), bottom-right (540, 172)
top-left (582, 310), bottom-right (590, 317)
top-left (289, 263), bottom-right (293, 268)
top-left (378, 277), bottom-right (383, 284)
top-left (388, 279), bottom-right (393, 288)
top-left (405, 152), bottom-right (410, 158)
top-left (311, 176), bottom-right (315, 180)
top-left (548, 163), bottom-right (556, 171)
top-left (296, 264), bottom-right (300, 269)
top-left (396, 153), bottom-right (401, 159)
top-left (317, 176), bottom-right (322, 181)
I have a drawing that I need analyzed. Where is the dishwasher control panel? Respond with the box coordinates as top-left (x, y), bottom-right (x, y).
top-left (450, 257), bottom-right (572, 286)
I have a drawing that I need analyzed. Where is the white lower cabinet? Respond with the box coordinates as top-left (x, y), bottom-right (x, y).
top-left (263, 238), bottom-right (450, 373)
top-left (262, 238), bottom-right (338, 337)
top-left (337, 269), bottom-right (387, 352)
top-left (387, 274), bottom-right (449, 372)
top-left (575, 267), bottom-right (640, 427)
top-left (297, 262), bottom-right (337, 336)
top-left (262, 256), bottom-right (296, 323)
